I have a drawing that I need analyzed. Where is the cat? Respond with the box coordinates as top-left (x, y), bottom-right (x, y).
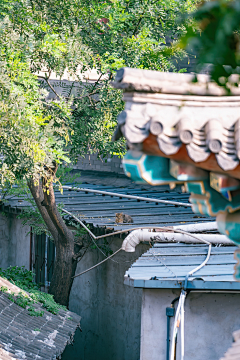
top-left (115, 212), bottom-right (134, 223)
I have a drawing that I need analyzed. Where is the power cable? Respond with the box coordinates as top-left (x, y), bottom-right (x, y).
top-left (72, 248), bottom-right (122, 278)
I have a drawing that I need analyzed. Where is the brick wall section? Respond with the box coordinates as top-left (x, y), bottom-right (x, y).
top-left (74, 153), bottom-right (124, 174)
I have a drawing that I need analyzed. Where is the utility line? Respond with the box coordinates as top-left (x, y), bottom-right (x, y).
top-left (64, 206), bottom-right (212, 360)
top-left (63, 206), bottom-right (212, 278)
top-left (72, 248), bottom-right (122, 278)
top-left (62, 208), bottom-right (118, 263)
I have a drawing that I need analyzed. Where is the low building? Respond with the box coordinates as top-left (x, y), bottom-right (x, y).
top-left (125, 242), bottom-right (240, 360)
top-left (0, 170), bottom-right (214, 360)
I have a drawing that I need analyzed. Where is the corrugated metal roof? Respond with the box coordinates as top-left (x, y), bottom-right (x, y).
top-left (1, 180), bottom-right (215, 231)
top-left (125, 243), bottom-right (240, 290)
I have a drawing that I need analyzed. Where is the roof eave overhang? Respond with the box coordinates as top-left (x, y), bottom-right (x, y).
top-left (124, 278), bottom-right (240, 291)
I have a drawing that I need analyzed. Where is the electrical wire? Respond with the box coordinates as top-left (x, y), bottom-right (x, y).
top-left (63, 208), bottom-right (119, 263)
top-left (64, 204), bottom-right (212, 360)
top-left (63, 208), bottom-right (212, 294)
top-left (64, 199), bottom-right (212, 359)
top-left (72, 248), bottom-right (122, 278)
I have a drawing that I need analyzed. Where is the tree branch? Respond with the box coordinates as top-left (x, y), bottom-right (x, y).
top-left (38, 75), bottom-right (60, 99)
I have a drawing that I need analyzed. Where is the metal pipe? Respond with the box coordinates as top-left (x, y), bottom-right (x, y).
top-left (166, 305), bottom-right (175, 360)
top-left (61, 185), bottom-right (192, 208)
top-left (166, 314), bottom-right (171, 360)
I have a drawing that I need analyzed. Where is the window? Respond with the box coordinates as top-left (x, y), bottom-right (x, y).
top-left (30, 233), bottom-right (55, 290)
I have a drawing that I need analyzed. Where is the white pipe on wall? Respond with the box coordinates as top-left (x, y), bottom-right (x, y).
top-left (121, 229), bottom-right (233, 252)
top-left (172, 222), bottom-right (217, 233)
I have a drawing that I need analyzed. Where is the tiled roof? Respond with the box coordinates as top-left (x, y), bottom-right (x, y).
top-left (0, 172), bottom-right (214, 231)
top-left (0, 279), bottom-right (80, 360)
top-left (125, 243), bottom-right (240, 290)
top-left (112, 68), bottom-right (240, 174)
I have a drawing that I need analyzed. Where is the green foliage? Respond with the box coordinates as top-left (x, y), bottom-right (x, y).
top-left (0, 0), bottom-right (197, 187)
top-left (180, 0), bottom-right (240, 87)
top-left (0, 266), bottom-right (39, 290)
top-left (0, 0), bottom-right (198, 299)
top-left (0, 53), bottom-right (73, 186)
top-left (0, 266), bottom-right (66, 315)
top-left (67, 0), bottom-right (197, 160)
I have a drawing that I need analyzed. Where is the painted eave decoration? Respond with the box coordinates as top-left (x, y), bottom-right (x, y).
top-left (112, 68), bottom-right (240, 274)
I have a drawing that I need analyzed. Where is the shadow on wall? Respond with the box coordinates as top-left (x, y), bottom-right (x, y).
top-left (61, 327), bottom-right (83, 359)
top-left (61, 237), bottom-right (148, 360)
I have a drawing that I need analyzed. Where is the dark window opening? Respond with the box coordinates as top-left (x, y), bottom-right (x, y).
top-left (31, 234), bottom-right (55, 290)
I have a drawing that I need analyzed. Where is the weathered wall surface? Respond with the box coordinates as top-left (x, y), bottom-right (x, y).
top-left (74, 153), bottom-right (123, 174)
top-left (0, 213), bottom-right (30, 269)
top-left (141, 289), bottom-right (240, 360)
top-left (0, 215), bottom-right (147, 360)
top-left (63, 237), bottom-right (149, 360)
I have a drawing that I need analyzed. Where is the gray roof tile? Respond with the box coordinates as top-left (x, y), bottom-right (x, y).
top-left (0, 291), bottom-right (80, 360)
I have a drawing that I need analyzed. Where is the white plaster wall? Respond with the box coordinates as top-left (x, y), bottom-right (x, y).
top-left (141, 289), bottom-right (240, 360)
top-left (0, 213), bottom-right (30, 269)
top-left (65, 237), bottom-right (149, 360)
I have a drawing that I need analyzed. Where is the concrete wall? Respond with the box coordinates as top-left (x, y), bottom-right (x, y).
top-left (62, 237), bottom-right (149, 360)
top-left (74, 153), bottom-right (124, 174)
top-left (140, 289), bottom-right (240, 360)
top-left (0, 215), bottom-right (147, 360)
top-left (0, 213), bottom-right (30, 269)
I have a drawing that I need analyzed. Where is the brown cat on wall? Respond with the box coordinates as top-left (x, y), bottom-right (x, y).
top-left (115, 212), bottom-right (134, 223)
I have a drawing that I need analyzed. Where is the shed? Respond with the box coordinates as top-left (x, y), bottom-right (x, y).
top-left (125, 243), bottom-right (240, 360)
top-left (0, 172), bottom-right (217, 360)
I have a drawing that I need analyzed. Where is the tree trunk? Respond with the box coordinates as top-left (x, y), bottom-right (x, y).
top-left (28, 177), bottom-right (77, 306)
top-left (49, 241), bottom-right (77, 306)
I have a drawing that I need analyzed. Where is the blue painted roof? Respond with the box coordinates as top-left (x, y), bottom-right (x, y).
top-left (125, 243), bottom-right (240, 290)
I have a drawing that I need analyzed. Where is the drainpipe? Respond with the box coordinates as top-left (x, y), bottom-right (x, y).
top-left (166, 305), bottom-right (175, 360)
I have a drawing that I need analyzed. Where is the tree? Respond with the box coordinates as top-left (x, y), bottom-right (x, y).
top-left (0, 0), bottom-right (196, 306)
top-left (180, 0), bottom-right (240, 89)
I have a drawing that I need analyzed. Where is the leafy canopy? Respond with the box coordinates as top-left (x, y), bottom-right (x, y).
top-left (180, 0), bottom-right (240, 87)
top-left (0, 0), bottom-right (196, 187)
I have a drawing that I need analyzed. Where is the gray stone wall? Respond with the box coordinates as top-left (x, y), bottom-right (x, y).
top-left (0, 213), bottom-right (30, 269)
top-left (74, 153), bottom-right (124, 174)
top-left (140, 289), bottom-right (240, 360)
